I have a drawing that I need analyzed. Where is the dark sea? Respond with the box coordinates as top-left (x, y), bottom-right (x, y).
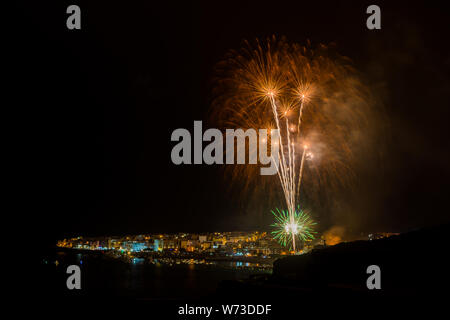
top-left (40, 249), bottom-right (271, 300)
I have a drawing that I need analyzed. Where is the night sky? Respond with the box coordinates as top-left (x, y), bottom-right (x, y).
top-left (14, 1), bottom-right (450, 245)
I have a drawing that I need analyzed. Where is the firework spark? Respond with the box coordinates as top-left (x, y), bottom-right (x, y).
top-left (271, 207), bottom-right (316, 250)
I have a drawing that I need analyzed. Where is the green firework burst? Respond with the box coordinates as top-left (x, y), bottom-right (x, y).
top-left (270, 206), bottom-right (317, 249)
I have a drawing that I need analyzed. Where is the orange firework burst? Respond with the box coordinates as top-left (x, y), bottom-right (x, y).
top-left (210, 36), bottom-right (382, 230)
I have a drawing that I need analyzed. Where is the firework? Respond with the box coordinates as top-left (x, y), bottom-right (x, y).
top-left (271, 207), bottom-right (316, 250)
top-left (211, 36), bottom-right (382, 249)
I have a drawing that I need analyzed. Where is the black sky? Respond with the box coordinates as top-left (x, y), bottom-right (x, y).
top-left (13, 1), bottom-right (450, 245)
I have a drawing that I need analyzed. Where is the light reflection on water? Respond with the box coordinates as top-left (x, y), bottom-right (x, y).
top-left (48, 250), bottom-right (271, 299)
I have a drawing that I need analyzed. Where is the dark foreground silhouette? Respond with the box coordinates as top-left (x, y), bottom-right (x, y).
top-left (217, 223), bottom-right (450, 304)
